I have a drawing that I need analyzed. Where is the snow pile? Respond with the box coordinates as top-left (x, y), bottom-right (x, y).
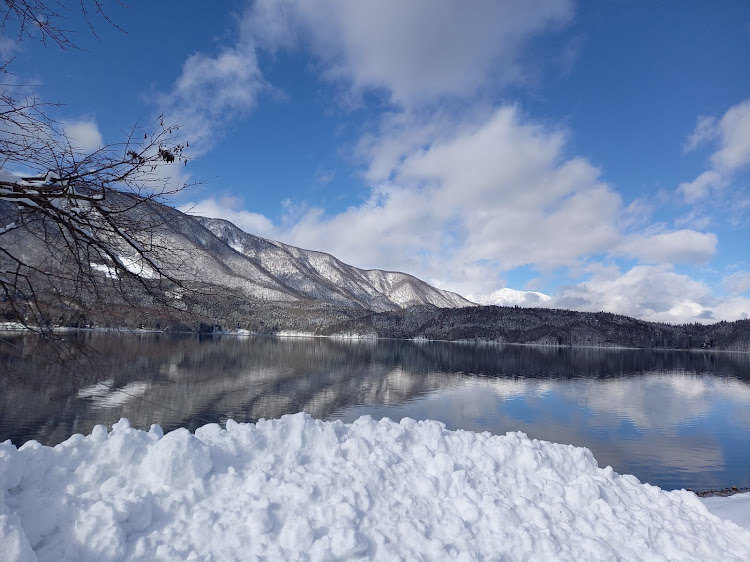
top-left (2, 414), bottom-right (750, 561)
top-left (700, 493), bottom-right (750, 530)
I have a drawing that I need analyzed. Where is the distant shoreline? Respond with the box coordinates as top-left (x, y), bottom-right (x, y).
top-left (691, 487), bottom-right (750, 498)
top-left (3, 324), bottom-right (750, 355)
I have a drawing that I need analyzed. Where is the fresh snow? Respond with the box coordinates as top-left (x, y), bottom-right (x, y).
top-left (470, 287), bottom-right (552, 307)
top-left (90, 262), bottom-right (118, 279)
top-left (700, 493), bottom-right (750, 530)
top-left (116, 255), bottom-right (156, 279)
top-left (1, 414), bottom-right (749, 561)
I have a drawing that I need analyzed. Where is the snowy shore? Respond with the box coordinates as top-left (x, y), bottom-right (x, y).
top-left (1, 414), bottom-right (749, 561)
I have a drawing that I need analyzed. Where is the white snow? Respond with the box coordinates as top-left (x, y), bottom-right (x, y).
top-left (330, 332), bottom-right (378, 339)
top-left (229, 240), bottom-right (244, 253)
top-left (1, 413), bottom-right (749, 561)
top-left (117, 255), bottom-right (156, 279)
top-left (700, 493), bottom-right (750, 529)
top-left (275, 330), bottom-right (317, 338)
top-left (90, 262), bottom-right (118, 279)
top-left (470, 287), bottom-right (552, 307)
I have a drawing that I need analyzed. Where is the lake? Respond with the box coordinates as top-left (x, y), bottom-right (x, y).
top-left (2, 332), bottom-right (749, 492)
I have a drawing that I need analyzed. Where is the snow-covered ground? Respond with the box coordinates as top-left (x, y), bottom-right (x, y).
top-left (700, 492), bottom-right (750, 529)
top-left (1, 414), bottom-right (749, 561)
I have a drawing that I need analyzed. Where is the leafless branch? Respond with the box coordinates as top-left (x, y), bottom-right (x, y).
top-left (0, 2), bottom-right (209, 339)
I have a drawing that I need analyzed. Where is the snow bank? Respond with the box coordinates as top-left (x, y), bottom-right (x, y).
top-left (700, 492), bottom-right (750, 530)
top-left (2, 414), bottom-right (749, 561)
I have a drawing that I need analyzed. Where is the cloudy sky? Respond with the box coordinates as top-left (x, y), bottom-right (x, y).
top-left (16, 0), bottom-right (750, 323)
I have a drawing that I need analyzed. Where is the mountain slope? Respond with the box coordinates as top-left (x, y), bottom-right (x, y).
top-left (194, 216), bottom-right (474, 311)
top-left (1, 195), bottom-right (473, 316)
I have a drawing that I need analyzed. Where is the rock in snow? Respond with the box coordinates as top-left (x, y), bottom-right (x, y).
top-left (1, 413), bottom-right (749, 561)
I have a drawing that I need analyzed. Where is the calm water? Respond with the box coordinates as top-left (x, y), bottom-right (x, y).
top-left (2, 332), bottom-right (750, 491)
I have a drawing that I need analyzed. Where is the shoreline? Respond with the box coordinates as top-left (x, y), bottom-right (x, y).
top-left (2, 324), bottom-right (750, 355)
top-left (692, 487), bottom-right (750, 498)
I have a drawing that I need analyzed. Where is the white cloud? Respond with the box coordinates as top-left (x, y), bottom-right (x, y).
top-left (276, 106), bottom-right (626, 294)
top-left (617, 230), bottom-right (717, 265)
top-left (679, 97), bottom-right (750, 202)
top-left (711, 99), bottom-right (750, 172)
top-left (156, 0), bottom-right (572, 155)
top-left (673, 209), bottom-right (712, 230)
top-left (62, 117), bottom-right (103, 152)
top-left (0, 36), bottom-right (17, 60)
top-left (550, 265), bottom-right (750, 324)
top-left (157, 42), bottom-right (267, 154)
top-left (724, 271), bottom-right (750, 295)
top-left (313, 168), bottom-right (335, 185)
top-left (245, 0), bottom-right (573, 106)
top-left (677, 170), bottom-right (725, 203)
top-left (179, 196), bottom-right (278, 239)
top-left (683, 115), bottom-right (717, 153)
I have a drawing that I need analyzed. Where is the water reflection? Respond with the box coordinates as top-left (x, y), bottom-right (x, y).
top-left (1, 332), bottom-right (749, 491)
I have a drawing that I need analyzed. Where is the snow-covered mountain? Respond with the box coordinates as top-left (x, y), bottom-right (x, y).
top-left (1, 195), bottom-right (473, 316)
top-left (193, 216), bottom-right (473, 311)
top-left (469, 287), bottom-right (552, 307)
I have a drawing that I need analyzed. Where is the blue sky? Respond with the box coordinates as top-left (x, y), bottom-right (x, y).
top-left (11, 0), bottom-right (750, 323)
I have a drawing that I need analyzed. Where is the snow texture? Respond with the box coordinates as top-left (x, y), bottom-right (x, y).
top-left (700, 493), bottom-right (750, 530)
top-left (471, 287), bottom-right (552, 307)
top-left (1, 413), bottom-right (749, 561)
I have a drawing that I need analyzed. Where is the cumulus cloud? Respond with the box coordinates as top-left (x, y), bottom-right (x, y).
top-left (679, 98), bottom-right (750, 202)
top-left (245, 0), bottom-right (572, 106)
top-left (179, 196), bottom-right (278, 239)
top-left (62, 117), bottom-right (104, 152)
top-left (274, 106), bottom-right (626, 293)
top-left (550, 265), bottom-right (750, 324)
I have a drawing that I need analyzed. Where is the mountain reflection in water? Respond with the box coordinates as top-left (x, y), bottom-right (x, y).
top-left (2, 332), bottom-right (749, 491)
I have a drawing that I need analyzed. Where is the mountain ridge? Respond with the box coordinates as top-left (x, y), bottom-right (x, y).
top-left (193, 216), bottom-right (474, 311)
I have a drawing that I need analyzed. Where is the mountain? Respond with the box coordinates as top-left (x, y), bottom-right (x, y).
top-left (193, 216), bottom-right (473, 311)
top-left (112, 200), bottom-right (474, 311)
top-left (469, 287), bottom-right (552, 307)
top-left (0, 195), bottom-right (472, 325)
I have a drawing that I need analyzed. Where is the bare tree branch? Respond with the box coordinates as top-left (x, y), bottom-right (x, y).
top-left (0, 1), bottom-right (208, 340)
top-left (1, 0), bottom-right (123, 48)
